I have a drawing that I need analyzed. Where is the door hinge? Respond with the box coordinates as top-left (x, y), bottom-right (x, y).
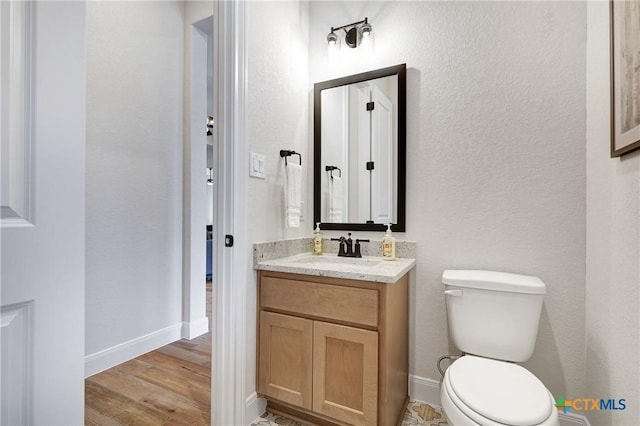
top-left (225, 234), bottom-right (234, 247)
top-left (206, 116), bottom-right (214, 136)
top-left (366, 161), bottom-right (375, 171)
top-left (366, 102), bottom-right (375, 111)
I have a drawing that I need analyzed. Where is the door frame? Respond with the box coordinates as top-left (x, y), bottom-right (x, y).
top-left (212, 1), bottom-right (248, 424)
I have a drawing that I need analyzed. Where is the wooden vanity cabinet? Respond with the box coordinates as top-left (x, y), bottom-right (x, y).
top-left (257, 270), bottom-right (409, 426)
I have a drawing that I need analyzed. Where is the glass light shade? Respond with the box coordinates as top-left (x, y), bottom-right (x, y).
top-left (327, 38), bottom-right (340, 65)
top-left (360, 27), bottom-right (374, 57)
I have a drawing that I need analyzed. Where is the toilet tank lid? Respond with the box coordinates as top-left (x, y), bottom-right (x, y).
top-left (442, 270), bottom-right (546, 295)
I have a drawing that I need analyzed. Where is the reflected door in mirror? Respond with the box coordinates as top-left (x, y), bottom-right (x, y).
top-left (321, 75), bottom-right (397, 224)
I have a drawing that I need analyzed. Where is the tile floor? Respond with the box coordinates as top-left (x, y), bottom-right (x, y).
top-left (250, 401), bottom-right (449, 426)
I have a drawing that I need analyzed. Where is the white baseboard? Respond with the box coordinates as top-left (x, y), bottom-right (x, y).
top-left (181, 317), bottom-right (209, 339)
top-left (246, 392), bottom-right (267, 424)
top-left (409, 374), bottom-right (442, 408)
top-left (85, 323), bottom-right (182, 377)
top-left (408, 374), bottom-right (590, 426)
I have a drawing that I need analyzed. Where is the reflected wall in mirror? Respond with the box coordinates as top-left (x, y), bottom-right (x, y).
top-left (314, 64), bottom-right (406, 231)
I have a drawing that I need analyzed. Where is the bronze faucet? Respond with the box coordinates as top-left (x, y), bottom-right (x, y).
top-left (330, 233), bottom-right (369, 258)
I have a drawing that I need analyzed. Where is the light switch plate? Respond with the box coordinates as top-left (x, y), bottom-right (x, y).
top-left (249, 152), bottom-right (265, 179)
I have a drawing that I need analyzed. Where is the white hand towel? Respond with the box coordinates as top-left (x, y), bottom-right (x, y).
top-left (329, 176), bottom-right (343, 223)
top-left (285, 163), bottom-right (302, 228)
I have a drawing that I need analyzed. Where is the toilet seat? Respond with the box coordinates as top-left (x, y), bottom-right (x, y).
top-left (441, 356), bottom-right (558, 426)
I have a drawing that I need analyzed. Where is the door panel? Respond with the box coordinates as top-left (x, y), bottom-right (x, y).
top-left (325, 337), bottom-right (364, 410)
top-left (313, 321), bottom-right (378, 425)
top-left (0, 2), bottom-right (86, 424)
top-left (260, 277), bottom-right (379, 327)
top-left (0, 302), bottom-right (31, 425)
top-left (258, 311), bottom-right (313, 409)
top-left (355, 85), bottom-right (394, 224)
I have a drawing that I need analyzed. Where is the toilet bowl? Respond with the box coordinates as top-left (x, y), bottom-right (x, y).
top-left (441, 270), bottom-right (559, 426)
top-left (440, 356), bottom-right (559, 426)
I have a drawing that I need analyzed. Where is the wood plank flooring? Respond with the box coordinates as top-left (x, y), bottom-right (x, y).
top-left (86, 282), bottom-right (213, 426)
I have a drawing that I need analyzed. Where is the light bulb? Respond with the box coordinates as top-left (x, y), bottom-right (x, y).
top-left (360, 25), bottom-right (374, 57)
top-left (327, 31), bottom-right (340, 65)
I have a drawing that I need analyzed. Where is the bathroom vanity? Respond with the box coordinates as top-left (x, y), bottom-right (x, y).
top-left (255, 252), bottom-right (415, 426)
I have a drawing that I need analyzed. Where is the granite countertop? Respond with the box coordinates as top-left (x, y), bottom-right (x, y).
top-left (255, 252), bottom-right (415, 283)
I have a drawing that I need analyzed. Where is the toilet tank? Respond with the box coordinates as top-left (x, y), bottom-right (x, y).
top-left (442, 270), bottom-right (546, 363)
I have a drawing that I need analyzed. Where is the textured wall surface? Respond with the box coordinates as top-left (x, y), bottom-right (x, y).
top-left (86, 2), bottom-right (184, 354)
top-left (308, 1), bottom-right (587, 399)
top-left (245, 0), bottom-right (310, 397)
top-left (585, 2), bottom-right (640, 423)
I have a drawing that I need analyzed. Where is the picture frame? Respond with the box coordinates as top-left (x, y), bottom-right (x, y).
top-left (610, 0), bottom-right (640, 157)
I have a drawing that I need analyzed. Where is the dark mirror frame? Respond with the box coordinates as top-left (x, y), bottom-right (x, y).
top-left (313, 63), bottom-right (407, 232)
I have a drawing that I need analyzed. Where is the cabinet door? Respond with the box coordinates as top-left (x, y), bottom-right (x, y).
top-left (258, 311), bottom-right (313, 409)
top-left (313, 321), bottom-right (378, 425)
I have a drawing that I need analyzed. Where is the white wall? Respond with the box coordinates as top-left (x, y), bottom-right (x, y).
top-left (86, 2), bottom-right (184, 358)
top-left (245, 0), bottom-right (310, 399)
top-left (308, 1), bottom-right (587, 399)
top-left (585, 2), bottom-right (640, 424)
top-left (321, 86), bottom-right (349, 220)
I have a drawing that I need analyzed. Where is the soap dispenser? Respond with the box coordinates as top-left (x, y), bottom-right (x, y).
top-left (382, 223), bottom-right (396, 261)
top-left (313, 222), bottom-right (324, 255)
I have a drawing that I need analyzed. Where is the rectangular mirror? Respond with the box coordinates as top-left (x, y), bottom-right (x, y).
top-left (314, 64), bottom-right (406, 231)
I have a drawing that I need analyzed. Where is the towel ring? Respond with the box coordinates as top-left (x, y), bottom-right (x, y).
top-left (280, 150), bottom-right (302, 166)
top-left (325, 165), bottom-right (341, 179)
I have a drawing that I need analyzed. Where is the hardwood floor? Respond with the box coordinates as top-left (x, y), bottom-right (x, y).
top-left (86, 282), bottom-right (213, 426)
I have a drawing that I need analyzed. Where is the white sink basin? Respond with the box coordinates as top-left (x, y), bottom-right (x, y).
top-left (286, 254), bottom-right (383, 267)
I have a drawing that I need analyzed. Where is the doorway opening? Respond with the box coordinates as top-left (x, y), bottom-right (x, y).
top-left (84, 5), bottom-right (217, 424)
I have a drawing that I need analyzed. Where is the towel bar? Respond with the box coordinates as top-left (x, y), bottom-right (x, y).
top-left (280, 150), bottom-right (302, 166)
top-left (325, 165), bottom-right (341, 179)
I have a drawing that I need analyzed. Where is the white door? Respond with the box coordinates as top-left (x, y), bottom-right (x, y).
top-left (1, 3), bottom-right (86, 425)
top-left (355, 85), bottom-right (393, 223)
top-left (356, 86), bottom-right (370, 222)
top-left (369, 86), bottom-right (394, 224)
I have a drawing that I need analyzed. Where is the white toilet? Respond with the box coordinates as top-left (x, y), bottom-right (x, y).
top-left (440, 270), bottom-right (560, 426)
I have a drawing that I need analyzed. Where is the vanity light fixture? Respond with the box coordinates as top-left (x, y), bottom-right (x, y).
top-left (327, 30), bottom-right (340, 65)
top-left (326, 17), bottom-right (374, 64)
top-left (359, 21), bottom-right (374, 57)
